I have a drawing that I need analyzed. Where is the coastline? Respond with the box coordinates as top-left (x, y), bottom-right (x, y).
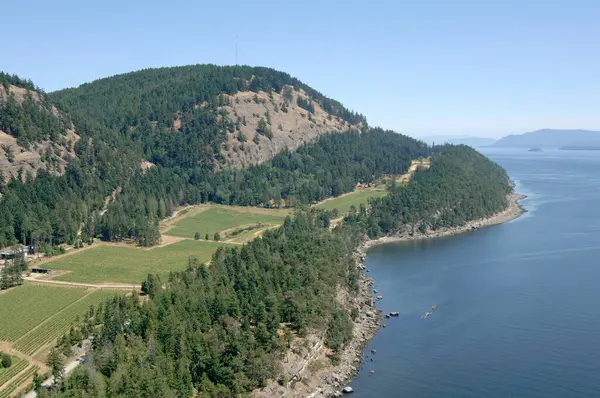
top-left (255, 192), bottom-right (526, 397)
top-left (361, 192), bottom-right (527, 251)
top-left (319, 192), bottom-right (527, 397)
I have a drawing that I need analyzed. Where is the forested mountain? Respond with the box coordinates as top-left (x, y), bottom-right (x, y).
top-left (46, 146), bottom-right (512, 397)
top-left (0, 65), bottom-right (515, 397)
top-left (0, 75), bottom-right (79, 185)
top-left (0, 66), bottom-right (415, 250)
top-left (50, 65), bottom-right (366, 170)
top-left (50, 65), bottom-right (365, 131)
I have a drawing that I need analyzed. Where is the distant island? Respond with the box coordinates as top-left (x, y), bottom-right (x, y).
top-left (528, 148), bottom-right (543, 152)
top-left (492, 129), bottom-right (600, 149)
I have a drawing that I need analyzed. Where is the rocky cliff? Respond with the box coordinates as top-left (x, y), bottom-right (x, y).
top-left (218, 86), bottom-right (361, 168)
top-left (0, 84), bottom-right (79, 182)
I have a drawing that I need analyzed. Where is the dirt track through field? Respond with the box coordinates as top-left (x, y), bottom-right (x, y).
top-left (23, 277), bottom-right (139, 290)
top-left (0, 342), bottom-right (47, 391)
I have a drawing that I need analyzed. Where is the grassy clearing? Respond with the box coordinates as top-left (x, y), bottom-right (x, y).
top-left (0, 285), bottom-right (88, 342)
top-left (166, 206), bottom-right (289, 240)
top-left (0, 357), bottom-right (27, 388)
top-left (225, 224), bottom-right (280, 244)
top-left (14, 290), bottom-right (117, 356)
top-left (0, 364), bottom-right (39, 398)
top-left (45, 240), bottom-right (234, 284)
top-left (315, 187), bottom-right (388, 213)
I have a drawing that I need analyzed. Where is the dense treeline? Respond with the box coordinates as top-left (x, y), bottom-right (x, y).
top-left (0, 252), bottom-right (27, 290)
top-left (94, 128), bottom-right (427, 244)
top-left (47, 210), bottom-right (361, 396)
top-left (0, 72), bottom-right (37, 91)
top-left (0, 125), bottom-right (141, 249)
top-left (347, 145), bottom-right (512, 237)
top-left (50, 65), bottom-right (366, 131)
top-left (0, 90), bottom-right (69, 147)
top-left (0, 67), bottom-right (375, 249)
top-left (45, 147), bottom-right (512, 397)
top-left (209, 129), bottom-right (428, 205)
top-left (0, 125), bottom-right (427, 248)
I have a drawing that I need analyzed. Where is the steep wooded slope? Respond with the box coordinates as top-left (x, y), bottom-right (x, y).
top-left (50, 65), bottom-right (365, 169)
top-left (0, 73), bottom-right (79, 183)
top-left (1, 67), bottom-right (426, 250)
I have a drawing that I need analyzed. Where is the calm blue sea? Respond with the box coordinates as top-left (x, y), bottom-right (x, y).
top-left (350, 148), bottom-right (600, 397)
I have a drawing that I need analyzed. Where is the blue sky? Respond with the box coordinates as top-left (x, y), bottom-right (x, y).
top-left (2, 0), bottom-right (600, 137)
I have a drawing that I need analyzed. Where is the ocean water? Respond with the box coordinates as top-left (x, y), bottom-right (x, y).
top-left (349, 148), bottom-right (600, 397)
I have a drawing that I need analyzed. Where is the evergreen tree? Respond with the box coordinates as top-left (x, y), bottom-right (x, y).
top-left (46, 348), bottom-right (65, 388)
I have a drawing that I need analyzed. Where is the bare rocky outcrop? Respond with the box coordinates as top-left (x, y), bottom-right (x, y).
top-left (0, 84), bottom-right (79, 183)
top-left (217, 86), bottom-right (362, 169)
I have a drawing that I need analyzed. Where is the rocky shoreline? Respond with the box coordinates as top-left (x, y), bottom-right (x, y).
top-left (252, 256), bottom-right (381, 398)
top-left (317, 192), bottom-right (527, 397)
top-left (255, 193), bottom-right (526, 397)
top-left (309, 260), bottom-right (382, 398)
top-left (361, 193), bottom-right (527, 251)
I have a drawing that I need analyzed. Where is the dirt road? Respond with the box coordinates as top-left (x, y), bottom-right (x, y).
top-left (23, 277), bottom-right (139, 290)
top-left (22, 356), bottom-right (83, 398)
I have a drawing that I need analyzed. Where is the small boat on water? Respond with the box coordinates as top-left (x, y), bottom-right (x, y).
top-left (421, 312), bottom-right (431, 319)
top-left (376, 295), bottom-right (383, 300)
top-left (431, 305), bottom-right (437, 311)
top-left (389, 311), bottom-right (399, 317)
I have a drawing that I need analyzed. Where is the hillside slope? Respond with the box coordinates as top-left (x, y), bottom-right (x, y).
top-left (0, 73), bottom-right (79, 182)
top-left (50, 65), bottom-right (365, 170)
top-left (218, 87), bottom-right (358, 168)
top-left (1, 66), bottom-right (426, 250)
top-left (46, 145), bottom-right (513, 398)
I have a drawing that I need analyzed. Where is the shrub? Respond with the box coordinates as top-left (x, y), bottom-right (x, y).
top-left (350, 307), bottom-right (359, 321)
top-left (1, 352), bottom-right (12, 368)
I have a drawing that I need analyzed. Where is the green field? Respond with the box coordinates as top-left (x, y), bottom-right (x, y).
top-left (13, 290), bottom-right (117, 356)
top-left (315, 187), bottom-right (388, 213)
top-left (0, 357), bottom-right (27, 388)
top-left (0, 285), bottom-right (88, 342)
top-left (166, 206), bottom-right (289, 240)
top-left (0, 364), bottom-right (38, 398)
top-left (45, 240), bottom-right (233, 283)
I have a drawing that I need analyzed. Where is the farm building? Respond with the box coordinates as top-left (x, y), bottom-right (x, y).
top-left (0, 245), bottom-right (29, 260)
top-left (30, 267), bottom-right (51, 274)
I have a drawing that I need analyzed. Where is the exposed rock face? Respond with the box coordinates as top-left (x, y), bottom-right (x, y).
top-left (218, 86), bottom-right (361, 169)
top-left (252, 252), bottom-right (379, 398)
top-left (0, 85), bottom-right (79, 182)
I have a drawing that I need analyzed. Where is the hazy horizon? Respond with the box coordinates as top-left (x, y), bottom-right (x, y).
top-left (3, 0), bottom-right (600, 137)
